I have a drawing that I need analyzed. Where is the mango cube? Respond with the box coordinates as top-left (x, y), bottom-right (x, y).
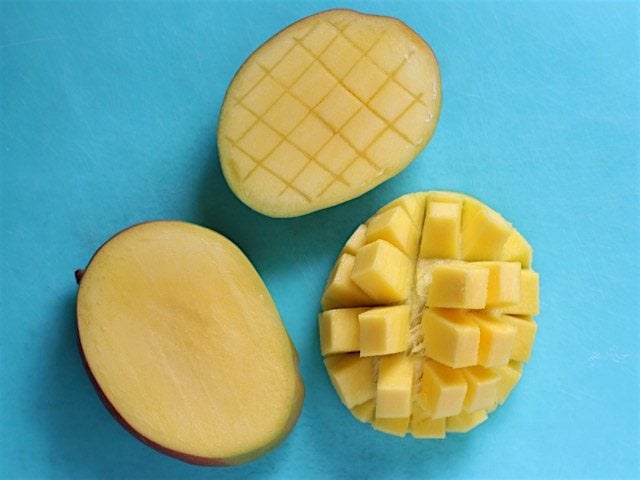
top-left (446, 410), bottom-right (488, 433)
top-left (461, 366), bottom-right (500, 412)
top-left (460, 196), bottom-right (483, 231)
top-left (319, 308), bottom-right (367, 355)
top-left (500, 315), bottom-right (538, 362)
top-left (409, 405), bottom-right (446, 439)
top-left (351, 399), bottom-right (375, 423)
top-left (343, 224), bottom-right (367, 255)
top-left (474, 261), bottom-right (521, 307)
top-left (419, 360), bottom-right (468, 419)
top-left (472, 312), bottom-right (517, 368)
top-left (366, 206), bottom-right (419, 256)
top-left (380, 193), bottom-right (426, 227)
top-left (376, 354), bottom-right (414, 418)
top-left (372, 416), bottom-right (410, 437)
top-left (426, 264), bottom-right (489, 309)
top-left (321, 253), bottom-right (373, 309)
top-left (358, 305), bottom-right (410, 356)
top-left (501, 229), bottom-right (533, 268)
top-left (422, 308), bottom-right (480, 368)
top-left (324, 354), bottom-right (375, 408)
top-left (351, 240), bottom-right (411, 303)
top-left (419, 201), bottom-right (461, 259)
top-left (462, 207), bottom-right (512, 261)
top-left (493, 361), bottom-right (523, 405)
top-left (501, 270), bottom-right (540, 315)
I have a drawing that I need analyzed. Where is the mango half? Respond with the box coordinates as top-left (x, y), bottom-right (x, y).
top-left (319, 192), bottom-right (539, 437)
top-left (76, 221), bottom-right (304, 465)
top-left (218, 9), bottom-right (441, 217)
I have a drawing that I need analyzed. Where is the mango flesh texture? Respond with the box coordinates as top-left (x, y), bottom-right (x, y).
top-left (77, 221), bottom-right (303, 465)
top-left (319, 191), bottom-right (539, 438)
top-left (218, 9), bottom-right (441, 217)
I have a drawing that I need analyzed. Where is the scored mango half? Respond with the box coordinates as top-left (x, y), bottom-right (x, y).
top-left (218, 9), bottom-right (441, 217)
top-left (319, 191), bottom-right (539, 438)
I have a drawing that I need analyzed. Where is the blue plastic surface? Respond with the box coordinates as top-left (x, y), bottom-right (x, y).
top-left (1, 1), bottom-right (639, 478)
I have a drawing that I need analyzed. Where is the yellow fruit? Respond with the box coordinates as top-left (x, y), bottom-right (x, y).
top-left (77, 222), bottom-right (303, 465)
top-left (218, 9), bottom-right (441, 217)
top-left (319, 191), bottom-right (539, 437)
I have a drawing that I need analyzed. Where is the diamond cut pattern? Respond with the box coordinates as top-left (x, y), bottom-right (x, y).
top-left (221, 13), bottom-right (437, 204)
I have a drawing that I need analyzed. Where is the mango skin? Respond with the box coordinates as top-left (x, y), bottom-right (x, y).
top-left (75, 222), bottom-right (305, 466)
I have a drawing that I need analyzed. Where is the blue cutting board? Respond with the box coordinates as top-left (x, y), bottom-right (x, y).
top-left (1, 1), bottom-right (638, 478)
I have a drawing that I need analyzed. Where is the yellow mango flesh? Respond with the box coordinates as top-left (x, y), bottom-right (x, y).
top-left (461, 366), bottom-right (500, 412)
top-left (77, 221), bottom-right (302, 464)
top-left (351, 399), bottom-right (376, 423)
top-left (419, 360), bottom-right (468, 419)
top-left (472, 312), bottom-right (517, 368)
top-left (319, 191), bottom-right (539, 438)
top-left (475, 261), bottom-right (521, 307)
top-left (422, 308), bottom-right (480, 368)
top-left (501, 315), bottom-right (538, 362)
top-left (358, 305), bottom-right (410, 357)
top-left (319, 307), bottom-right (366, 355)
top-left (420, 200), bottom-right (462, 259)
top-left (324, 354), bottom-right (376, 409)
top-left (321, 253), bottom-right (374, 309)
top-left (426, 264), bottom-right (489, 309)
top-left (446, 410), bottom-right (488, 433)
top-left (372, 416), bottom-right (411, 437)
top-left (366, 206), bottom-right (420, 256)
top-left (462, 206), bottom-right (512, 261)
top-left (376, 353), bottom-right (414, 418)
top-left (501, 229), bottom-right (533, 267)
top-left (343, 224), bottom-right (368, 255)
top-left (409, 406), bottom-right (446, 438)
top-left (218, 9), bottom-right (441, 217)
top-left (493, 361), bottom-right (524, 405)
top-left (351, 240), bottom-right (412, 303)
top-left (501, 270), bottom-right (540, 315)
